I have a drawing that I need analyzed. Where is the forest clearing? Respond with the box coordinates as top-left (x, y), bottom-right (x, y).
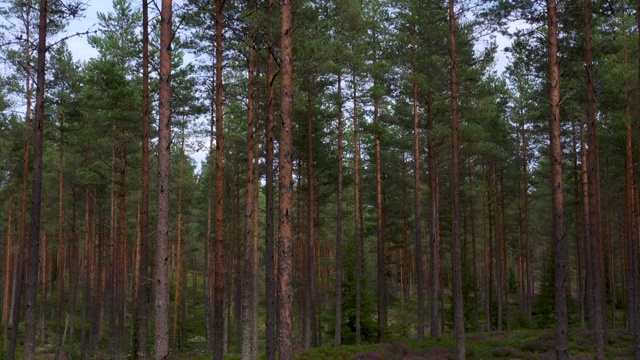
top-left (1, 0), bottom-right (639, 359)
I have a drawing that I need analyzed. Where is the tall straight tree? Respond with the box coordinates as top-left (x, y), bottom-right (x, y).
top-left (278, 0), bottom-right (294, 358)
top-left (213, 0), bottom-right (226, 357)
top-left (265, 1), bottom-right (278, 358)
top-left (547, 0), bottom-right (568, 357)
top-left (154, 0), bottom-right (172, 357)
top-left (242, 14), bottom-right (257, 358)
top-left (449, 0), bottom-right (465, 358)
top-left (334, 73), bottom-right (344, 347)
top-left (583, 0), bottom-right (605, 357)
top-left (24, 0), bottom-right (47, 357)
top-left (133, 0), bottom-right (151, 356)
top-left (411, 27), bottom-right (425, 342)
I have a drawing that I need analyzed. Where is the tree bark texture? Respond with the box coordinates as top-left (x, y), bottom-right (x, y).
top-left (278, 1), bottom-right (294, 358)
top-left (154, 0), bottom-right (172, 357)
top-left (24, 1), bottom-right (47, 357)
top-left (449, 0), bottom-right (466, 358)
top-left (547, 0), bottom-right (569, 357)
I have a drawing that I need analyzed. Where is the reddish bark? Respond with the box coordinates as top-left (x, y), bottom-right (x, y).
top-left (548, 0), bottom-right (569, 357)
top-left (154, 0), bottom-right (172, 356)
top-left (278, 1), bottom-right (294, 357)
top-left (449, 0), bottom-right (465, 357)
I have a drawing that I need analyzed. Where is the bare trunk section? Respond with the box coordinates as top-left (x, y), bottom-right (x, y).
top-left (411, 45), bottom-right (425, 340)
top-left (278, 1), bottom-right (294, 358)
top-left (467, 158), bottom-right (478, 331)
top-left (213, 1), bottom-right (226, 358)
top-left (449, 1), bottom-right (465, 357)
top-left (173, 132), bottom-right (186, 350)
top-left (242, 24), bottom-right (257, 358)
top-left (154, 0), bottom-right (172, 357)
top-left (3, 171), bottom-right (13, 351)
top-left (24, 1), bottom-right (48, 357)
top-left (265, 1), bottom-right (278, 356)
top-left (134, 0), bottom-right (151, 356)
top-left (306, 79), bottom-right (318, 349)
top-left (374, 37), bottom-right (386, 344)
top-left (426, 92), bottom-right (439, 339)
top-left (334, 73), bottom-right (344, 347)
top-left (56, 117), bottom-right (66, 359)
top-left (81, 188), bottom-right (91, 357)
top-left (584, 0), bottom-right (605, 357)
top-left (547, 0), bottom-right (569, 357)
top-left (352, 68), bottom-right (363, 346)
top-left (9, 5), bottom-right (33, 357)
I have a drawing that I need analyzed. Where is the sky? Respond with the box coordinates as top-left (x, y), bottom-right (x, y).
top-left (61, 1), bottom-right (514, 173)
top-left (65, 1), bottom-right (114, 62)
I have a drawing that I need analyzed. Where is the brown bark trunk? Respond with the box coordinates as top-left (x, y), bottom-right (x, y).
top-left (635, 1), bottom-right (640, 355)
top-left (548, 0), bottom-right (569, 356)
top-left (449, 1), bottom-right (465, 357)
top-left (572, 123), bottom-right (585, 328)
top-left (306, 79), bottom-right (318, 348)
top-left (242, 26), bottom-right (257, 358)
top-left (173, 132), bottom-right (186, 350)
top-left (584, 0), bottom-right (605, 356)
top-left (410, 31), bottom-right (425, 342)
top-left (265, 0), bottom-right (278, 355)
top-left (134, 0), bottom-right (151, 356)
top-left (467, 158), bottom-right (478, 331)
top-left (154, 0), bottom-right (172, 356)
top-left (334, 73), bottom-right (344, 347)
top-left (23, 1), bottom-right (47, 357)
top-left (374, 39), bottom-right (387, 343)
top-left (352, 68), bottom-right (362, 346)
top-left (483, 167), bottom-right (492, 332)
top-left (278, 1), bottom-right (294, 358)
top-left (213, 0), bottom-right (226, 357)
top-left (40, 228), bottom-right (46, 342)
top-left (81, 188), bottom-right (91, 357)
top-left (3, 171), bottom-right (13, 351)
top-left (9, 5), bottom-right (33, 356)
top-left (117, 138), bottom-right (127, 357)
top-left (492, 162), bottom-right (502, 332)
top-left (427, 92), bottom-right (439, 339)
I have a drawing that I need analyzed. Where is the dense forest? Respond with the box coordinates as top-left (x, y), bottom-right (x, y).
top-left (0, 0), bottom-right (639, 359)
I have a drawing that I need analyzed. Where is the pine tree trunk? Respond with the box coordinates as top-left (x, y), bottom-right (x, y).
top-left (213, 0), bottom-right (226, 357)
top-left (242, 27), bottom-right (257, 358)
top-left (154, 0), bottom-right (172, 356)
top-left (3, 171), bottom-right (13, 352)
top-left (352, 68), bottom-right (362, 346)
top-left (571, 124), bottom-right (585, 328)
top-left (467, 159), bottom-right (478, 332)
top-left (493, 162), bottom-right (502, 332)
top-left (547, 0), bottom-right (569, 356)
top-left (449, 0), bottom-right (465, 357)
top-left (634, 1), bottom-right (640, 353)
top-left (583, 0), bottom-right (605, 356)
top-left (265, 1), bottom-right (278, 355)
top-left (334, 73), bottom-right (344, 347)
top-left (375, 44), bottom-right (386, 344)
top-left (278, 1), bottom-right (294, 357)
top-left (81, 188), bottom-right (91, 357)
top-left (410, 51), bottom-right (424, 337)
top-left (9, 6), bottom-right (33, 356)
top-left (483, 168), bottom-right (492, 332)
top-left (306, 79), bottom-right (318, 348)
top-left (134, 0), bottom-right (151, 356)
top-left (426, 92), bottom-right (439, 339)
top-left (173, 132), bottom-right (186, 350)
top-left (24, 1), bottom-right (48, 356)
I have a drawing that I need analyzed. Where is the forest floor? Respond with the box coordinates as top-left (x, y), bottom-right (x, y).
top-left (7, 314), bottom-right (638, 359)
